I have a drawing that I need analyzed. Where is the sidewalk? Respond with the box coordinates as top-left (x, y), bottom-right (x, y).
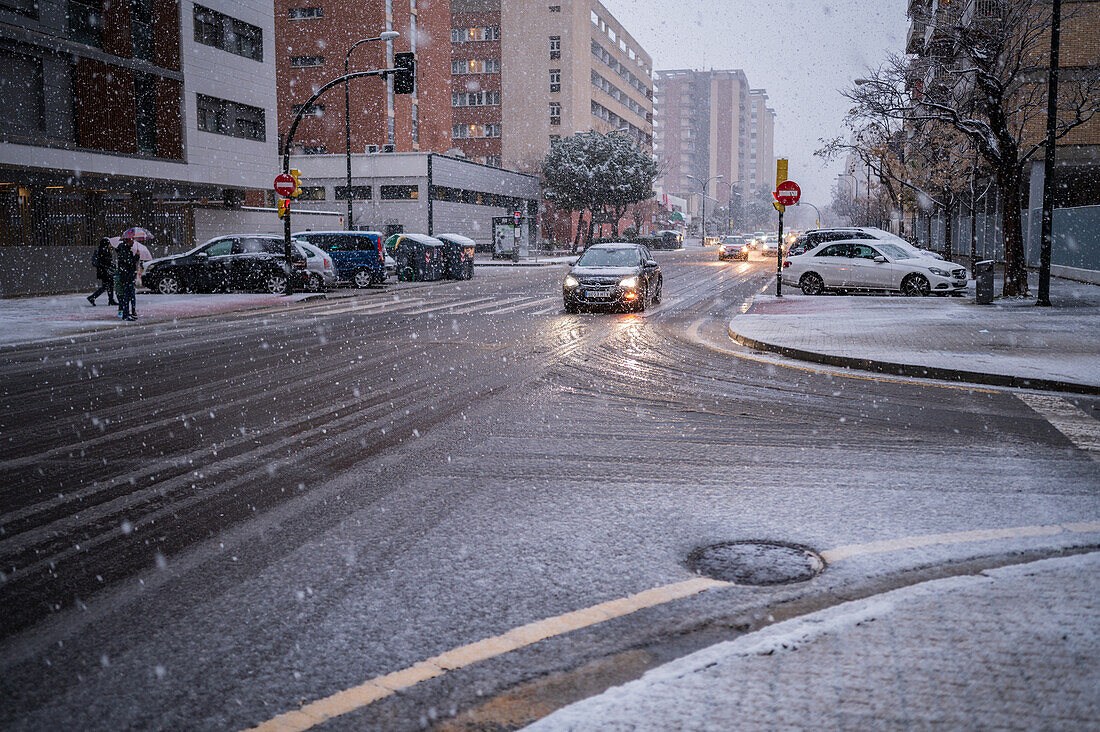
top-left (526, 551), bottom-right (1100, 731)
top-left (729, 275), bottom-right (1100, 393)
top-left (475, 254), bottom-right (575, 267)
top-left (0, 291), bottom-right (324, 347)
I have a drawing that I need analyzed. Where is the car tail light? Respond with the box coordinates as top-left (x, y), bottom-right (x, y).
top-left (377, 236), bottom-right (384, 261)
top-left (782, 260), bottom-right (791, 268)
top-left (293, 260), bottom-right (306, 269)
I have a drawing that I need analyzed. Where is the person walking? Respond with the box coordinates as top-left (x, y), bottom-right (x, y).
top-left (115, 235), bottom-right (139, 321)
top-left (131, 238), bottom-right (152, 317)
top-left (87, 237), bottom-right (116, 306)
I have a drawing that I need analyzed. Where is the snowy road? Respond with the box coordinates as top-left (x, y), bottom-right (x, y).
top-left (2, 248), bottom-right (1098, 730)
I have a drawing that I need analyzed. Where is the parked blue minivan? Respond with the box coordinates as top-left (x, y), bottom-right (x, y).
top-left (292, 231), bottom-right (387, 287)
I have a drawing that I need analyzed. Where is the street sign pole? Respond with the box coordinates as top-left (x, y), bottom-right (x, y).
top-left (774, 160), bottom-right (789, 297)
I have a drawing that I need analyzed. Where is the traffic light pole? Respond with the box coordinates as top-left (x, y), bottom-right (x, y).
top-left (281, 68), bottom-right (399, 295)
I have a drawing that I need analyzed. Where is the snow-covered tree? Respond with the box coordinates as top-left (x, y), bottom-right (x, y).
top-left (542, 131), bottom-right (658, 251)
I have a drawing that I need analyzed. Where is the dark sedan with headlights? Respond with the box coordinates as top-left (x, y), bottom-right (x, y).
top-left (718, 236), bottom-right (750, 261)
top-left (562, 242), bottom-right (662, 313)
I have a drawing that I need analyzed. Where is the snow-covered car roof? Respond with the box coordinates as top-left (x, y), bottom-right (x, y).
top-left (292, 230), bottom-right (383, 237)
top-left (587, 241), bottom-right (639, 249)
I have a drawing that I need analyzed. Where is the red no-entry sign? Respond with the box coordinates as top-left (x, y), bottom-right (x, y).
top-left (774, 180), bottom-right (801, 207)
top-left (274, 173), bottom-right (296, 197)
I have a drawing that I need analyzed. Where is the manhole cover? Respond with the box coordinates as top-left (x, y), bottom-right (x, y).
top-left (687, 541), bottom-right (824, 585)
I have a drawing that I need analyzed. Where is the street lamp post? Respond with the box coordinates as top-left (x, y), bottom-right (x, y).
top-left (716, 179), bottom-right (744, 234)
top-left (1037, 0), bottom-right (1061, 307)
top-left (344, 31), bottom-right (400, 230)
top-left (687, 174), bottom-right (723, 244)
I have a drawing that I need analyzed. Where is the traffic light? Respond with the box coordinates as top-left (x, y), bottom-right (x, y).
top-left (277, 198), bottom-right (290, 219)
top-left (289, 168), bottom-right (302, 198)
top-left (393, 52), bottom-right (415, 95)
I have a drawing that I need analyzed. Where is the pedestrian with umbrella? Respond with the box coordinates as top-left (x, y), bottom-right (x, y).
top-left (87, 236), bottom-right (117, 307)
top-left (115, 232), bottom-right (141, 321)
top-left (121, 228), bottom-right (154, 318)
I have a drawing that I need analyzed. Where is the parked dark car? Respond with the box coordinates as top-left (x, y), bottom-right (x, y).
top-left (142, 235), bottom-right (309, 295)
top-left (435, 233), bottom-right (476, 280)
top-left (562, 242), bottom-right (662, 313)
top-left (655, 230), bottom-right (683, 249)
top-left (292, 230), bottom-right (386, 287)
top-left (393, 233), bottom-right (446, 281)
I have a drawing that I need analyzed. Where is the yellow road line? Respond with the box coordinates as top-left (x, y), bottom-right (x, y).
top-left (243, 521), bottom-right (1100, 731)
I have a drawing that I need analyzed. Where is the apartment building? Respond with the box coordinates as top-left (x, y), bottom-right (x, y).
top-left (748, 89), bottom-right (775, 193)
top-left (0, 0), bottom-right (279, 295)
top-left (450, 0), bottom-right (503, 167)
top-left (272, 0), bottom-right (451, 157)
top-left (654, 69), bottom-right (773, 230)
top-left (496, 0), bottom-right (653, 173)
top-left (654, 69), bottom-right (751, 204)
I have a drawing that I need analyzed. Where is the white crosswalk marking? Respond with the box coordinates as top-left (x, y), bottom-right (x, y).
top-left (1017, 393), bottom-right (1100, 459)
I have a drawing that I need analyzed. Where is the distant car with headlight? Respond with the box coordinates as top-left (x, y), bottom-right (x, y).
top-left (562, 242), bottom-right (662, 313)
top-left (718, 236), bottom-right (750, 261)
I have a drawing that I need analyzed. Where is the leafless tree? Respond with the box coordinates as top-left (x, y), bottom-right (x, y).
top-left (839, 0), bottom-right (1100, 295)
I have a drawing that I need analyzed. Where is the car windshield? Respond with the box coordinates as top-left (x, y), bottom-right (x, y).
top-left (877, 243), bottom-right (913, 259)
top-left (576, 247), bottom-right (640, 267)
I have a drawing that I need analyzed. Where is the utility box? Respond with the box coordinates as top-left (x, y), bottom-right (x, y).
top-left (974, 260), bottom-right (994, 304)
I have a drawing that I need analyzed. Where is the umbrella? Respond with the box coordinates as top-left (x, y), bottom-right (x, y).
top-left (121, 227), bottom-right (154, 241)
top-left (108, 236), bottom-right (122, 249)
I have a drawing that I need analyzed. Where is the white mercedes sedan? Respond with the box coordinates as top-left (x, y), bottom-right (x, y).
top-left (782, 240), bottom-right (969, 296)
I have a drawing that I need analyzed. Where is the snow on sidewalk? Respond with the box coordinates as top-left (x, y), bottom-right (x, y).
top-left (0, 292), bottom-right (319, 347)
top-left (525, 552), bottom-right (1100, 731)
top-left (730, 278), bottom-right (1100, 389)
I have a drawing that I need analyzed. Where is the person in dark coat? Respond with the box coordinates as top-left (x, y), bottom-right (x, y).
top-left (87, 237), bottom-right (116, 306)
top-left (115, 236), bottom-right (139, 321)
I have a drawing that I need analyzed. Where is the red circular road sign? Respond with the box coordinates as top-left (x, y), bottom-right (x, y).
top-left (274, 173), bottom-right (296, 197)
top-left (774, 180), bottom-right (801, 207)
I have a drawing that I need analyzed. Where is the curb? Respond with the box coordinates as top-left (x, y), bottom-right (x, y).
top-left (474, 260), bottom-right (566, 268)
top-left (727, 318), bottom-right (1100, 396)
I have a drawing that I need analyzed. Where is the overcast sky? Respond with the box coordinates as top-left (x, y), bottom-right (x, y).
top-left (600, 0), bottom-right (909, 206)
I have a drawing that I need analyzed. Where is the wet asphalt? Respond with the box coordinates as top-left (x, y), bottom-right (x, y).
top-left (1, 247), bottom-right (1098, 730)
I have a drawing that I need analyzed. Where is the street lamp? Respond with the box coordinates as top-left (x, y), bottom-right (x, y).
top-left (715, 179), bottom-right (744, 234)
top-left (687, 174), bottom-right (722, 243)
top-left (344, 30), bottom-right (400, 230)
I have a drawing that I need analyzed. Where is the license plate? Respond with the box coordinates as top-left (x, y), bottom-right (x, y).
top-left (586, 289), bottom-right (611, 298)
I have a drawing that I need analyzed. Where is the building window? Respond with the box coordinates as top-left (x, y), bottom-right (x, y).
top-left (134, 73), bottom-right (157, 154)
top-left (451, 58), bottom-right (499, 74)
top-left (69, 0), bottom-right (102, 48)
top-left (301, 144), bottom-right (327, 154)
top-left (548, 5), bottom-right (560, 11)
top-left (197, 94), bottom-right (266, 141)
top-left (0, 50), bottom-right (44, 136)
top-left (291, 103), bottom-right (325, 117)
top-left (451, 123), bottom-right (500, 139)
top-left (549, 102), bottom-right (561, 126)
top-left (297, 186), bottom-right (326, 200)
top-left (0, 0), bottom-right (37, 15)
top-left (452, 90), bottom-right (500, 107)
top-left (193, 5), bottom-right (263, 62)
top-left (288, 7), bottom-right (323, 19)
top-left (131, 0), bottom-right (154, 62)
top-left (451, 26), bottom-right (499, 42)
top-left (381, 185), bottom-right (419, 200)
top-left (335, 185), bottom-right (372, 200)
top-left (549, 36), bottom-right (560, 60)
top-left (549, 69), bottom-right (560, 93)
top-left (590, 10), bottom-right (599, 25)
top-left (290, 55), bottom-right (324, 67)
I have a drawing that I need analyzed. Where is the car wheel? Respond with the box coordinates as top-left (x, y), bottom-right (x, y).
top-left (156, 275), bottom-right (181, 295)
top-left (902, 273), bottom-right (931, 297)
top-left (353, 269), bottom-right (374, 289)
top-left (308, 273), bottom-right (324, 292)
top-left (800, 272), bottom-right (825, 296)
top-left (264, 273), bottom-right (288, 295)
top-left (652, 277), bottom-right (662, 303)
top-left (634, 284), bottom-right (648, 312)
top-left (564, 301), bottom-right (578, 313)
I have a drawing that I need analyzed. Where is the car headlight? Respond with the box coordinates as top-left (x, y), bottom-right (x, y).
top-left (741, 245), bottom-right (749, 252)
top-left (718, 246), bottom-right (726, 253)
top-left (564, 275), bottom-right (579, 288)
top-left (619, 276), bottom-right (637, 288)
top-left (927, 267), bottom-right (950, 277)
